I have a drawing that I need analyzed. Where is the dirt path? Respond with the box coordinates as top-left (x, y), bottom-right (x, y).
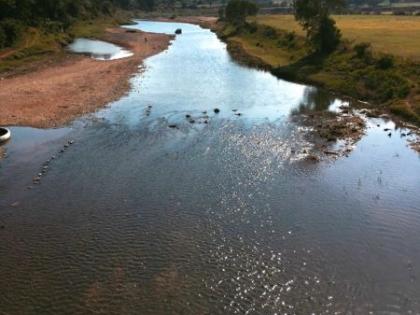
top-left (0, 28), bottom-right (172, 128)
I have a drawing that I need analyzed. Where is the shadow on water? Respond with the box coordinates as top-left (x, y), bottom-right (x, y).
top-left (0, 21), bottom-right (420, 315)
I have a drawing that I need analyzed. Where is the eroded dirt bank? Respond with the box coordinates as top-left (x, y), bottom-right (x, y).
top-left (0, 28), bottom-right (172, 128)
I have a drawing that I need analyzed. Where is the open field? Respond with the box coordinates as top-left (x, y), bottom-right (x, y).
top-left (253, 15), bottom-right (420, 61)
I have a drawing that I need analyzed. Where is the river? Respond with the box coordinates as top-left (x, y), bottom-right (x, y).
top-left (0, 21), bottom-right (420, 314)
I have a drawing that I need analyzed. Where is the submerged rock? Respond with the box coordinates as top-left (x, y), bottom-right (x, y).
top-left (306, 155), bottom-right (320, 162)
top-left (291, 110), bottom-right (366, 159)
top-left (214, 108), bottom-right (220, 114)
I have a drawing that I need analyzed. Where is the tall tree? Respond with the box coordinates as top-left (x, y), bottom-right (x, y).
top-left (293, 0), bottom-right (345, 53)
top-left (225, 0), bottom-right (258, 26)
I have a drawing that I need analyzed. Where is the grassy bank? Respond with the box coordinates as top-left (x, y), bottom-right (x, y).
top-left (217, 15), bottom-right (420, 125)
top-left (253, 15), bottom-right (420, 61)
top-left (0, 10), bottom-right (134, 75)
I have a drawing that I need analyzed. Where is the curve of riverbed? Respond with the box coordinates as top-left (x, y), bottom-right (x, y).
top-left (0, 21), bottom-right (420, 314)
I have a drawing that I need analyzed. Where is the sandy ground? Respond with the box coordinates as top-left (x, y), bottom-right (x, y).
top-left (0, 28), bottom-right (172, 128)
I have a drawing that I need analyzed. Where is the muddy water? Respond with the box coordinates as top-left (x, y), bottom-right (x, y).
top-left (0, 21), bottom-right (420, 314)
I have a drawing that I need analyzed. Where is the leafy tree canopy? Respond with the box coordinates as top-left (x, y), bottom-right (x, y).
top-left (294, 0), bottom-right (345, 53)
top-left (225, 0), bottom-right (258, 25)
top-left (0, 0), bottom-right (156, 48)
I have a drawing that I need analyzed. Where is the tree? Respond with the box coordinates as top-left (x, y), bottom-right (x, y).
top-left (0, 0), bottom-right (162, 49)
top-left (225, 0), bottom-right (258, 26)
top-left (293, 0), bottom-right (345, 53)
top-left (218, 6), bottom-right (225, 20)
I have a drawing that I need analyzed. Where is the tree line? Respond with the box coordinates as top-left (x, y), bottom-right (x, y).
top-left (0, 0), bottom-right (155, 48)
top-left (223, 0), bottom-right (345, 54)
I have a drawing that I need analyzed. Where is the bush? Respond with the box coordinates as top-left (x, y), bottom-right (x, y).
top-left (0, 27), bottom-right (6, 48)
top-left (393, 11), bottom-right (406, 15)
top-left (262, 26), bottom-right (276, 39)
top-left (244, 22), bottom-right (257, 33)
top-left (277, 31), bottom-right (296, 49)
top-left (389, 101), bottom-right (420, 124)
top-left (377, 54), bottom-right (394, 69)
top-left (0, 19), bottom-right (24, 47)
top-left (42, 20), bottom-right (66, 33)
top-left (225, 0), bottom-right (258, 26)
top-left (285, 31), bottom-right (295, 42)
top-left (354, 42), bottom-right (371, 59)
top-left (363, 70), bottom-right (410, 102)
top-left (310, 15), bottom-right (341, 54)
top-left (218, 7), bottom-right (224, 21)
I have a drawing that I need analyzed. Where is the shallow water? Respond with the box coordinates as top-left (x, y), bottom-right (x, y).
top-left (68, 38), bottom-right (133, 60)
top-left (1, 21), bottom-right (420, 314)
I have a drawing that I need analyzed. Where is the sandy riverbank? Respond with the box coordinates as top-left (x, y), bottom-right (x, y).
top-left (0, 28), bottom-right (172, 128)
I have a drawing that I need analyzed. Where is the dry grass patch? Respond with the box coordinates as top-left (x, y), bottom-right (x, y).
top-left (253, 14), bottom-right (420, 61)
top-left (230, 36), bottom-right (295, 67)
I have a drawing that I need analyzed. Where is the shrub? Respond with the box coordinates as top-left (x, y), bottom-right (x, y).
top-left (218, 7), bottom-right (224, 20)
top-left (244, 22), bottom-right (257, 33)
top-left (262, 26), bottom-right (276, 39)
top-left (285, 31), bottom-right (295, 43)
top-left (0, 27), bottom-right (6, 48)
top-left (277, 31), bottom-right (296, 49)
top-left (389, 101), bottom-right (420, 124)
top-left (42, 20), bottom-right (65, 33)
top-left (377, 54), bottom-right (394, 69)
top-left (310, 15), bottom-right (342, 54)
top-left (354, 42), bottom-right (371, 59)
top-left (0, 19), bottom-right (24, 47)
top-left (363, 70), bottom-right (409, 102)
top-left (225, 0), bottom-right (258, 26)
top-left (393, 11), bottom-right (406, 15)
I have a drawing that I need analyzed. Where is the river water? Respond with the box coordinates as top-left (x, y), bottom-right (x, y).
top-left (68, 38), bottom-right (134, 60)
top-left (1, 21), bottom-right (420, 314)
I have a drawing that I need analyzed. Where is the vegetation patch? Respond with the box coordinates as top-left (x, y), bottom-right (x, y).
top-left (216, 11), bottom-right (420, 126)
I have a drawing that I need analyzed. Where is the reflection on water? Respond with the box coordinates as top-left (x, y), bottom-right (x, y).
top-left (68, 38), bottom-right (133, 60)
top-left (292, 87), bottom-right (347, 114)
top-left (0, 21), bottom-right (420, 315)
